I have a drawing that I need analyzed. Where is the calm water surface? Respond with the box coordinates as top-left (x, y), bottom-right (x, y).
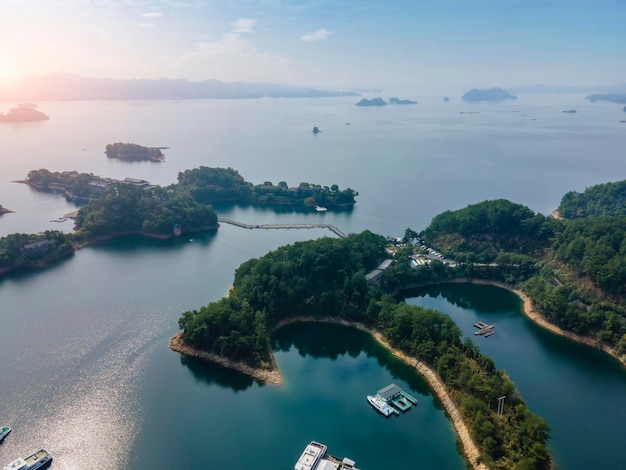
top-left (1, 96), bottom-right (625, 469)
top-left (407, 284), bottom-right (626, 470)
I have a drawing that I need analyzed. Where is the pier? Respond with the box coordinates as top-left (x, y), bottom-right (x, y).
top-left (473, 322), bottom-right (495, 337)
top-left (218, 218), bottom-right (348, 238)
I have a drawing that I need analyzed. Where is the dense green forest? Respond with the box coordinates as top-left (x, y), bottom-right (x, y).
top-left (419, 199), bottom-right (626, 358)
top-left (105, 142), bottom-right (165, 161)
top-left (0, 182), bottom-right (217, 272)
top-left (178, 231), bottom-right (550, 469)
top-left (558, 180), bottom-right (626, 218)
top-left (177, 166), bottom-right (357, 207)
top-left (26, 166), bottom-right (357, 208)
top-left (74, 184), bottom-right (217, 238)
top-left (0, 231), bottom-right (73, 272)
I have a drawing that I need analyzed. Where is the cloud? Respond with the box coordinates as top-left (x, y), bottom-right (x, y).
top-left (142, 12), bottom-right (163, 18)
top-left (171, 32), bottom-right (295, 82)
top-left (301, 28), bottom-right (331, 42)
top-left (230, 18), bottom-right (257, 34)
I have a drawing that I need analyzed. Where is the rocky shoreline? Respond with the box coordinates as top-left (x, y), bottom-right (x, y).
top-left (169, 333), bottom-right (282, 384)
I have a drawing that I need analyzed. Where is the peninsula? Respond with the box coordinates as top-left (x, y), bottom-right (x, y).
top-left (105, 142), bottom-right (166, 162)
top-left (0, 205), bottom-right (14, 215)
top-left (461, 87), bottom-right (517, 102)
top-left (0, 103), bottom-right (49, 122)
top-left (172, 230), bottom-right (551, 470)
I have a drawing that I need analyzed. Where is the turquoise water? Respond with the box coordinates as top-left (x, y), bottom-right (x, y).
top-left (1, 96), bottom-right (626, 469)
top-left (407, 284), bottom-right (626, 470)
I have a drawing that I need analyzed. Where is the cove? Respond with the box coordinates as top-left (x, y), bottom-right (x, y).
top-left (128, 322), bottom-right (467, 469)
top-left (405, 283), bottom-right (626, 470)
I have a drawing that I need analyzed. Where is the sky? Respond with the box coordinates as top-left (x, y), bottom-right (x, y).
top-left (0, 0), bottom-right (625, 93)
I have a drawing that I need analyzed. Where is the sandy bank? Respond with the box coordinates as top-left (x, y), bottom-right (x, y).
top-left (170, 317), bottom-right (488, 470)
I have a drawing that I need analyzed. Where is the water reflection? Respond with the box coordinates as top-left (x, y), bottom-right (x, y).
top-left (179, 356), bottom-right (256, 392)
top-left (272, 322), bottom-right (434, 398)
top-left (213, 201), bottom-right (354, 215)
top-left (401, 283), bottom-right (519, 312)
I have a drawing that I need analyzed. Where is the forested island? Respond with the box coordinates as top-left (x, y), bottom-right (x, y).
top-left (0, 179), bottom-right (217, 274)
top-left (0, 103), bottom-right (49, 123)
top-left (105, 142), bottom-right (166, 162)
top-left (24, 167), bottom-right (357, 209)
top-left (176, 166), bottom-right (357, 208)
top-left (585, 93), bottom-right (626, 104)
top-left (174, 231), bottom-right (550, 469)
top-left (461, 88), bottom-right (517, 102)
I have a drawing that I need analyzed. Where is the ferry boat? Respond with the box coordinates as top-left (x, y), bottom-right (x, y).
top-left (366, 395), bottom-right (394, 417)
top-left (294, 441), bottom-right (358, 470)
top-left (315, 206), bottom-right (327, 212)
top-left (3, 449), bottom-right (52, 470)
top-left (0, 426), bottom-right (10, 443)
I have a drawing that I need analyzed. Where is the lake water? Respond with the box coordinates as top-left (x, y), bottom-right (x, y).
top-left (0, 95), bottom-right (625, 469)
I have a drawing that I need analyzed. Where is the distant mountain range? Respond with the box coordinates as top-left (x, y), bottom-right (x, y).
top-left (508, 83), bottom-right (626, 94)
top-left (0, 74), bottom-right (360, 101)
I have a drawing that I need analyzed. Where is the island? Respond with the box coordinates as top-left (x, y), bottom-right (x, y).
top-left (0, 103), bottom-right (49, 122)
top-left (461, 87), bottom-right (518, 102)
top-left (562, 109), bottom-right (577, 113)
top-left (312, 126), bottom-right (321, 134)
top-left (22, 166), bottom-right (358, 211)
top-left (0, 204), bottom-right (14, 215)
top-left (443, 97), bottom-right (450, 102)
top-left (355, 97), bottom-right (417, 106)
top-left (388, 97), bottom-right (418, 105)
top-left (585, 93), bottom-right (626, 105)
top-left (623, 106), bottom-right (626, 112)
top-left (355, 98), bottom-right (387, 107)
top-left (105, 142), bottom-right (166, 162)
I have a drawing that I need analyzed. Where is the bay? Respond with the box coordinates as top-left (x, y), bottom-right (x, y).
top-left (407, 283), bottom-right (626, 470)
top-left (1, 95), bottom-right (625, 469)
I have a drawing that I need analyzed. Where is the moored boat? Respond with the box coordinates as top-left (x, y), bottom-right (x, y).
top-left (315, 206), bottom-right (327, 212)
top-left (0, 427), bottom-right (10, 443)
top-left (3, 449), bottom-right (52, 470)
top-left (366, 395), bottom-right (394, 417)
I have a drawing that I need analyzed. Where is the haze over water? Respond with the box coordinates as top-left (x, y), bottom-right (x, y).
top-left (0, 96), bottom-right (625, 469)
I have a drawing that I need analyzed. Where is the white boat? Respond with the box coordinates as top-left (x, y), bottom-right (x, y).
top-left (3, 449), bottom-right (52, 470)
top-left (315, 206), bottom-right (327, 212)
top-left (366, 395), bottom-right (394, 417)
top-left (0, 426), bottom-right (10, 443)
top-left (294, 441), bottom-right (359, 470)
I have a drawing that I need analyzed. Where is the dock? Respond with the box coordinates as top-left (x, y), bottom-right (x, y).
top-left (473, 322), bottom-right (495, 337)
top-left (372, 383), bottom-right (418, 415)
top-left (218, 218), bottom-right (348, 238)
top-left (400, 390), bottom-right (418, 405)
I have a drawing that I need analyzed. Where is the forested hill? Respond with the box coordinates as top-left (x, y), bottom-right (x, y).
top-left (177, 166), bottom-right (357, 207)
top-left (178, 230), bottom-right (551, 469)
top-left (419, 198), bottom-right (626, 359)
top-left (558, 180), bottom-right (626, 218)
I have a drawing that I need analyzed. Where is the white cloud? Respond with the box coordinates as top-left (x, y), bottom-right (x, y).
top-left (301, 28), bottom-right (331, 42)
top-left (171, 32), bottom-right (295, 82)
top-left (142, 12), bottom-right (163, 18)
top-left (230, 18), bottom-right (257, 34)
